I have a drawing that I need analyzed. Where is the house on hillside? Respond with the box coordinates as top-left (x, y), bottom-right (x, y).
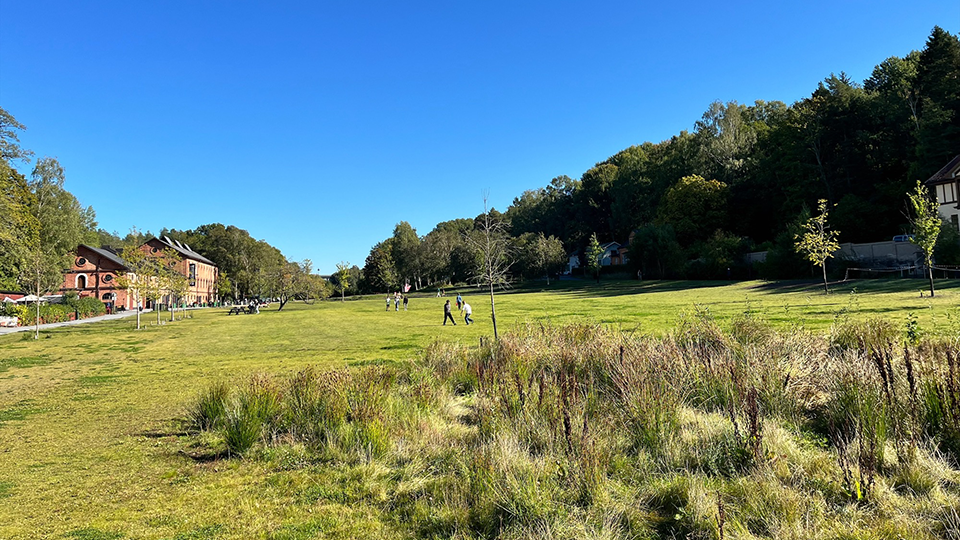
top-left (599, 242), bottom-right (628, 266)
top-left (926, 154), bottom-right (960, 233)
top-left (144, 236), bottom-right (219, 306)
top-left (564, 241), bottom-right (630, 274)
top-left (60, 245), bottom-right (135, 312)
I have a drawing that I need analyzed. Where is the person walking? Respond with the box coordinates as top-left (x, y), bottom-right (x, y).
top-left (463, 302), bottom-right (473, 325)
top-left (456, 292), bottom-right (463, 312)
top-left (443, 300), bottom-right (456, 325)
top-left (395, 292), bottom-right (400, 311)
top-left (386, 295), bottom-right (391, 311)
top-left (402, 295), bottom-right (408, 311)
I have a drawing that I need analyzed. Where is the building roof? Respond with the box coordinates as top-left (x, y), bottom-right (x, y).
top-left (600, 241), bottom-right (621, 251)
top-left (79, 244), bottom-right (129, 269)
top-left (152, 236), bottom-right (217, 266)
top-left (926, 154), bottom-right (960, 185)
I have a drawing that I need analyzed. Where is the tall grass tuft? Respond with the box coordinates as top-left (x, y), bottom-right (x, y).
top-left (186, 380), bottom-right (229, 431)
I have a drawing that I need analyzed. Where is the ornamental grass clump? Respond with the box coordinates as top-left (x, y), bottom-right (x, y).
top-left (186, 380), bottom-right (229, 431)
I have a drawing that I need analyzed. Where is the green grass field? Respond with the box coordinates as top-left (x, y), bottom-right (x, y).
top-left (1, 278), bottom-right (958, 539)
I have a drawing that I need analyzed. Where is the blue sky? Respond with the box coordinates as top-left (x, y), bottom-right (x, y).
top-left (2, 1), bottom-right (957, 274)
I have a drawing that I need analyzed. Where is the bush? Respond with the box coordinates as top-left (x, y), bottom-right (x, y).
top-left (18, 303), bottom-right (73, 325)
top-left (75, 297), bottom-right (105, 318)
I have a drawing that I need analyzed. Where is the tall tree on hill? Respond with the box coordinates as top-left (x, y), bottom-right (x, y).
top-left (695, 100), bottom-right (758, 184)
top-left (906, 181), bottom-right (942, 297)
top-left (795, 199), bottom-right (841, 293)
top-left (0, 107), bottom-right (34, 164)
top-left (912, 26), bottom-right (960, 179)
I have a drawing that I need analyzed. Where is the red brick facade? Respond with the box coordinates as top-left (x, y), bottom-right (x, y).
top-left (143, 237), bottom-right (219, 305)
top-left (60, 245), bottom-right (135, 312)
top-left (60, 237), bottom-right (220, 311)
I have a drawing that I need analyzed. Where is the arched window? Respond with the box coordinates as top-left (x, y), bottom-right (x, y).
top-left (77, 275), bottom-right (87, 289)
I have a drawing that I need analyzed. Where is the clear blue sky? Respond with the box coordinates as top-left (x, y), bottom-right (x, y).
top-left (2, 1), bottom-right (957, 274)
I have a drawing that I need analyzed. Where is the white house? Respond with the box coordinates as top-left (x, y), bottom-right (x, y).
top-left (926, 154), bottom-right (960, 233)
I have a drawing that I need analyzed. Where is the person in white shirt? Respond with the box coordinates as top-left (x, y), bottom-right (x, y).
top-left (463, 302), bottom-right (473, 325)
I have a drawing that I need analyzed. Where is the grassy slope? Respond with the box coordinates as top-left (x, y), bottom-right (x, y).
top-left (0, 279), bottom-right (958, 539)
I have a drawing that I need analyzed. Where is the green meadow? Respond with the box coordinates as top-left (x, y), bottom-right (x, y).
top-left (1, 279), bottom-right (959, 539)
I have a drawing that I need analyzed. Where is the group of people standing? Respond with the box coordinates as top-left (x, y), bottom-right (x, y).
top-left (384, 290), bottom-right (473, 326)
top-left (443, 292), bottom-right (472, 325)
top-left (386, 292), bottom-right (408, 311)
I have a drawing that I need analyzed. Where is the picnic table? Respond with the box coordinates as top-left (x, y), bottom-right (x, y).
top-left (227, 306), bottom-right (249, 315)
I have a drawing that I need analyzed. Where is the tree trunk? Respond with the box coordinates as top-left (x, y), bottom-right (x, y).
top-left (489, 282), bottom-right (498, 341)
top-left (136, 296), bottom-right (141, 330)
top-left (822, 263), bottom-right (829, 294)
top-left (34, 280), bottom-right (40, 340)
top-left (928, 265), bottom-right (935, 298)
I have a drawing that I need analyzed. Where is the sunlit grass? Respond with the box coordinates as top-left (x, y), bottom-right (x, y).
top-left (0, 278), bottom-right (958, 538)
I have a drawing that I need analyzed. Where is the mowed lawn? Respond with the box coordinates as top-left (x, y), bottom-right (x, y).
top-left (1, 279), bottom-right (958, 539)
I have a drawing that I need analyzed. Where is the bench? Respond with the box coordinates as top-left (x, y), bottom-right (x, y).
top-left (227, 306), bottom-right (247, 315)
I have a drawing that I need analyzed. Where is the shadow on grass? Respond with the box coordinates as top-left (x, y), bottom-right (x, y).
top-left (501, 279), bottom-right (737, 299)
top-left (177, 448), bottom-right (226, 463)
top-left (747, 278), bottom-right (960, 295)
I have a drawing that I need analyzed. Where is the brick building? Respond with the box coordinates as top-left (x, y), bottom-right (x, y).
top-left (60, 245), bottom-right (135, 311)
top-left (143, 236), bottom-right (219, 306)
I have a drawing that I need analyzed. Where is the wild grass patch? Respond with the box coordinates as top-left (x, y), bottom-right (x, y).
top-left (183, 319), bottom-right (960, 539)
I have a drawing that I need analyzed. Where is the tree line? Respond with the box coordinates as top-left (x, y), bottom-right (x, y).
top-left (357, 27), bottom-right (960, 288)
top-left (0, 111), bottom-right (326, 323)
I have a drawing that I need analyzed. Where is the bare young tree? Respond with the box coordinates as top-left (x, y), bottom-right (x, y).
top-left (467, 194), bottom-right (513, 340)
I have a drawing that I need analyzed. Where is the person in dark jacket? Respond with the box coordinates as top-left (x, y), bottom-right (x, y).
top-left (443, 300), bottom-right (456, 325)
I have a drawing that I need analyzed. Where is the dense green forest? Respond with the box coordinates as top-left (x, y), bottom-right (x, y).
top-left (359, 26), bottom-right (960, 286)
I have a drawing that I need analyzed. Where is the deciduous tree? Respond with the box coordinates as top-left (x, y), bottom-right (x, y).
top-left (795, 199), bottom-right (841, 293)
top-left (907, 181), bottom-right (942, 297)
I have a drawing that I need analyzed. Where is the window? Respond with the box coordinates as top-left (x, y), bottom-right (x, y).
top-left (77, 275), bottom-right (87, 289)
top-left (939, 183), bottom-right (958, 204)
top-left (76, 257), bottom-right (87, 267)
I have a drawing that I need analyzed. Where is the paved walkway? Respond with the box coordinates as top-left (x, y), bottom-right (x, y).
top-left (0, 309), bottom-right (153, 336)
